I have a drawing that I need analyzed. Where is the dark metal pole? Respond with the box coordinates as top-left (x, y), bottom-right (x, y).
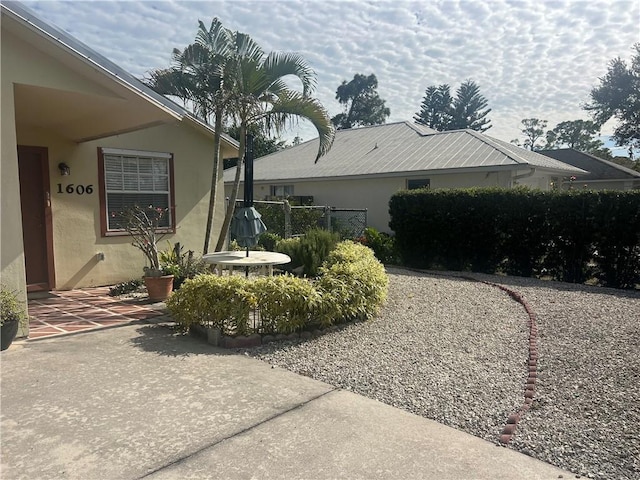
top-left (244, 134), bottom-right (254, 266)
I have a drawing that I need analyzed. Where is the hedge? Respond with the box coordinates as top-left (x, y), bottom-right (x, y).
top-left (389, 188), bottom-right (640, 289)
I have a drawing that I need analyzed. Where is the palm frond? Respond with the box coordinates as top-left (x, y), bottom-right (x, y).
top-left (266, 91), bottom-right (335, 162)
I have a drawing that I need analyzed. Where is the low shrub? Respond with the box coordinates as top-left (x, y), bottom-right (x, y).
top-left (0, 285), bottom-right (28, 327)
top-left (253, 274), bottom-right (321, 333)
top-left (357, 227), bottom-right (399, 264)
top-left (160, 242), bottom-right (209, 289)
top-left (316, 241), bottom-right (389, 323)
top-left (109, 279), bottom-right (143, 296)
top-left (258, 232), bottom-right (281, 251)
top-left (167, 241), bottom-right (389, 338)
top-left (166, 275), bottom-right (256, 336)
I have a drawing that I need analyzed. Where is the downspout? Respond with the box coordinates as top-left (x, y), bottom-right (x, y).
top-left (512, 168), bottom-right (536, 186)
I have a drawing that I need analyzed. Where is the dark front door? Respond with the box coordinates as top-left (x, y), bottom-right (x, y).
top-left (17, 146), bottom-right (55, 292)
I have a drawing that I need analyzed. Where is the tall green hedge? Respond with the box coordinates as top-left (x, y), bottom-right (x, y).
top-left (389, 188), bottom-right (640, 289)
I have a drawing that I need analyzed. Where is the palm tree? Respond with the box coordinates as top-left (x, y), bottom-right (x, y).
top-left (146, 18), bottom-right (232, 254)
top-left (146, 19), bottom-right (335, 253)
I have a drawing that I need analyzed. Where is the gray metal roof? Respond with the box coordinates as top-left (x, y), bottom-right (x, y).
top-left (1, 1), bottom-right (238, 149)
top-left (224, 121), bottom-right (586, 183)
top-left (539, 149), bottom-right (640, 180)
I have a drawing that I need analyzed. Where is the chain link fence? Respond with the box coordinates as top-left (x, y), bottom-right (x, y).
top-left (233, 199), bottom-right (367, 239)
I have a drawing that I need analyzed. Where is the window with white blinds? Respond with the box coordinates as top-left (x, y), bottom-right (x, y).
top-left (101, 148), bottom-right (173, 232)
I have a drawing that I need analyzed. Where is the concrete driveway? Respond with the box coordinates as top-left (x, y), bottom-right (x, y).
top-left (1, 318), bottom-right (572, 479)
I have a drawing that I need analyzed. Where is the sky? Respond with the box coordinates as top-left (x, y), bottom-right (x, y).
top-left (21, 0), bottom-right (640, 156)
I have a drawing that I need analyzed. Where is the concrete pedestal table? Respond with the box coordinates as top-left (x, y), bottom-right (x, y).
top-left (202, 251), bottom-right (291, 276)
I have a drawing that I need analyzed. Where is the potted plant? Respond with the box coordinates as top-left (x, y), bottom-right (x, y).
top-left (120, 205), bottom-right (174, 301)
top-left (1, 285), bottom-right (28, 351)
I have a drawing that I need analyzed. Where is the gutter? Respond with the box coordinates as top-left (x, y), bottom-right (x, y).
top-left (513, 168), bottom-right (536, 180)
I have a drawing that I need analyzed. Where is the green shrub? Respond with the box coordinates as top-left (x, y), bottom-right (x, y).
top-left (389, 187), bottom-right (640, 288)
top-left (297, 229), bottom-right (340, 277)
top-left (258, 232), bottom-right (281, 251)
top-left (159, 242), bottom-right (209, 289)
top-left (357, 227), bottom-right (399, 264)
top-left (0, 286), bottom-right (28, 327)
top-left (167, 241), bottom-right (390, 337)
top-left (109, 279), bottom-right (143, 296)
top-left (166, 274), bottom-right (255, 335)
top-left (317, 241), bottom-right (389, 323)
top-left (252, 275), bottom-right (321, 333)
top-left (275, 237), bottom-right (302, 273)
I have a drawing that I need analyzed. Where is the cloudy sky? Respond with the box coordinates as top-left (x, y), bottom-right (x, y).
top-left (22, 0), bottom-right (639, 154)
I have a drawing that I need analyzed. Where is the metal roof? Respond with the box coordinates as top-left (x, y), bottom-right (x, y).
top-left (539, 149), bottom-right (640, 180)
top-left (1, 1), bottom-right (239, 149)
top-left (224, 121), bottom-right (586, 183)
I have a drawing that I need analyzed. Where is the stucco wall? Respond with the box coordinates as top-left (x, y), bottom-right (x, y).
top-left (15, 124), bottom-right (225, 289)
top-left (2, 20), bottom-right (233, 291)
top-left (1, 26), bottom-right (28, 321)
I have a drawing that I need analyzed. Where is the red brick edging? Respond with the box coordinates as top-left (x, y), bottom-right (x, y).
top-left (480, 281), bottom-right (539, 445)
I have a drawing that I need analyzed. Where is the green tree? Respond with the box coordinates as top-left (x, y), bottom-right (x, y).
top-left (511, 118), bottom-right (548, 151)
top-left (147, 19), bottom-right (335, 253)
top-left (146, 18), bottom-right (233, 255)
top-left (214, 33), bottom-right (335, 251)
top-left (584, 43), bottom-right (640, 149)
top-left (546, 119), bottom-right (611, 153)
top-left (415, 80), bottom-right (491, 132)
top-left (413, 84), bottom-right (453, 130)
top-left (331, 73), bottom-right (390, 130)
top-left (224, 123), bottom-right (285, 168)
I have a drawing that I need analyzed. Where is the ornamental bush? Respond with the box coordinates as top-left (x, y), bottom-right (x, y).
top-left (167, 241), bottom-right (389, 337)
top-left (166, 275), bottom-right (255, 336)
top-left (316, 241), bottom-right (389, 323)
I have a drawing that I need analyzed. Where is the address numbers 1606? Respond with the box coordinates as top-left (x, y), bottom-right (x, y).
top-left (57, 184), bottom-right (94, 195)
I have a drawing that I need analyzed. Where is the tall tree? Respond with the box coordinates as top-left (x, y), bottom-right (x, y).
top-left (146, 19), bottom-right (335, 254)
top-left (413, 84), bottom-right (453, 130)
top-left (546, 120), bottom-right (607, 151)
top-left (450, 80), bottom-right (492, 131)
top-left (415, 80), bottom-right (491, 132)
top-left (146, 18), bottom-right (232, 255)
top-left (223, 123), bottom-right (286, 169)
top-left (214, 34), bottom-right (335, 251)
top-left (511, 118), bottom-right (548, 151)
top-left (331, 73), bottom-right (390, 129)
top-left (584, 43), bottom-right (640, 149)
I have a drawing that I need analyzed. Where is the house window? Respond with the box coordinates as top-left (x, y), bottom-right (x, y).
top-left (98, 148), bottom-right (175, 235)
top-left (407, 178), bottom-right (430, 190)
top-left (270, 185), bottom-right (294, 197)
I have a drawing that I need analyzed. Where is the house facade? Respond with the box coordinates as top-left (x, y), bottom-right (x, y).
top-left (1, 2), bottom-right (238, 326)
top-left (224, 122), bottom-right (586, 232)
top-left (539, 148), bottom-right (640, 190)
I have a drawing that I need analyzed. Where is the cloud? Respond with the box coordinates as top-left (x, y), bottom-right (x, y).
top-left (22, 0), bottom-right (640, 146)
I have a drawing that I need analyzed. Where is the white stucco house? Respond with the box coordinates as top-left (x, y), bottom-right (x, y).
top-left (224, 122), bottom-right (586, 232)
top-left (1, 1), bottom-right (238, 335)
top-left (539, 148), bottom-right (640, 190)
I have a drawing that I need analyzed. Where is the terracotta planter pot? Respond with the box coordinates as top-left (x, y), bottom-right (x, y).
top-left (144, 275), bottom-right (174, 302)
top-left (1, 320), bottom-right (19, 351)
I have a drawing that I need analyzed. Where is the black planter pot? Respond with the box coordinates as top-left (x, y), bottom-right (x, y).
top-left (1, 319), bottom-right (19, 351)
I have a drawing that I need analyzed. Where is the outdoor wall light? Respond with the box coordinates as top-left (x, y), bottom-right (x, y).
top-left (58, 162), bottom-right (70, 176)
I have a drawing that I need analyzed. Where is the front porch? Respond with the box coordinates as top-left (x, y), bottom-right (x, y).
top-left (24, 287), bottom-right (167, 340)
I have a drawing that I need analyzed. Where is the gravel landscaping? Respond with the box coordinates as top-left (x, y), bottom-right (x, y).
top-left (242, 267), bottom-right (640, 480)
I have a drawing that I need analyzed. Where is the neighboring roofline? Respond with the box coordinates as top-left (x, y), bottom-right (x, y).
top-left (562, 178), bottom-right (640, 184)
top-left (1, 1), bottom-right (239, 150)
top-left (224, 164), bottom-right (554, 185)
top-left (540, 148), bottom-right (640, 178)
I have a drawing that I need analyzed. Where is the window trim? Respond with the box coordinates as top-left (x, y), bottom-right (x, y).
top-left (269, 184), bottom-right (294, 197)
top-left (98, 147), bottom-right (176, 237)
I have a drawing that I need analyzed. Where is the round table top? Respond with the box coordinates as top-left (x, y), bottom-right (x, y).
top-left (202, 250), bottom-right (291, 267)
